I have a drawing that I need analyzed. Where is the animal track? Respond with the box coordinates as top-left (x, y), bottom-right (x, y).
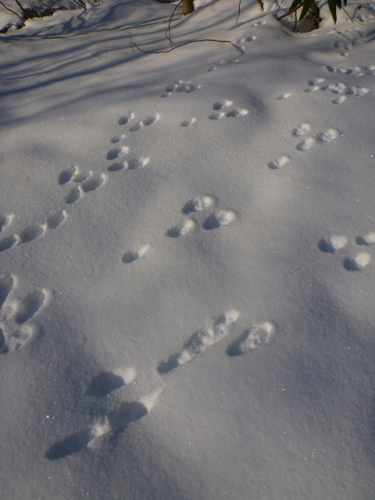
top-left (356, 232), bottom-right (375, 245)
top-left (0, 211), bottom-right (67, 252)
top-left (319, 235), bottom-right (348, 253)
top-left (209, 102), bottom-right (248, 120)
top-left (118, 113), bottom-right (134, 125)
top-left (158, 310), bottom-right (239, 374)
top-left (81, 174), bottom-right (107, 193)
top-left (0, 214), bottom-right (13, 232)
top-left (326, 65), bottom-right (368, 76)
top-left (161, 81), bottom-right (201, 97)
top-left (296, 128), bottom-right (339, 151)
top-left (181, 118), bottom-right (196, 127)
top-left (293, 123), bottom-right (311, 136)
top-left (107, 156), bottom-right (149, 172)
top-left (19, 224), bottom-right (46, 243)
top-left (167, 218), bottom-right (195, 237)
top-left (66, 186), bottom-right (82, 204)
top-left (58, 166), bottom-right (79, 185)
top-left (85, 367), bottom-right (136, 397)
top-left (268, 155), bottom-right (291, 169)
top-left (45, 387), bottom-right (162, 460)
top-left (65, 174), bottom-right (107, 202)
top-left (74, 171), bottom-right (92, 183)
top-left (227, 322), bottom-right (275, 355)
top-left (202, 210), bottom-right (236, 230)
top-left (213, 100), bottom-right (233, 110)
top-left (0, 275), bottom-right (48, 353)
top-left (129, 114), bottom-right (159, 132)
top-left (344, 252), bottom-right (371, 271)
top-left (297, 136), bottom-right (316, 150)
top-left (122, 243), bottom-right (152, 263)
top-left (111, 134), bottom-right (126, 144)
top-left (319, 232), bottom-right (374, 270)
top-left (182, 195), bottom-right (215, 214)
top-left (106, 146), bottom-right (129, 160)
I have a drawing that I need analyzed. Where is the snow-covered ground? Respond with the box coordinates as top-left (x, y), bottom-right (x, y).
top-left (1, 0), bottom-right (375, 498)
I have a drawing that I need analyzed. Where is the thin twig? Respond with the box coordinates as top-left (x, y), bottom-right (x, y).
top-left (236, 0), bottom-right (242, 23)
top-left (165, 1), bottom-right (183, 46)
top-left (130, 38), bottom-right (236, 55)
top-left (0, 0), bottom-right (25, 21)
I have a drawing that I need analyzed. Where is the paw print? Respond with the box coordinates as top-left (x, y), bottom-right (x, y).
top-left (319, 232), bottom-right (374, 270)
top-left (166, 195), bottom-right (237, 237)
top-left (0, 274), bottom-right (48, 353)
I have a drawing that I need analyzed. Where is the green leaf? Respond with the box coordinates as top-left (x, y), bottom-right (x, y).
top-left (289, 0), bottom-right (304, 13)
top-left (299, 0), bottom-right (314, 19)
top-left (328, 0), bottom-right (337, 22)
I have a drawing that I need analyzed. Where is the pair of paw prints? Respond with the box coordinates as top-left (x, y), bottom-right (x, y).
top-left (46, 366), bottom-right (163, 460)
top-left (333, 28), bottom-right (367, 57)
top-left (209, 99), bottom-right (249, 120)
top-left (59, 166), bottom-right (107, 204)
top-left (319, 232), bottom-right (375, 270)
top-left (268, 123), bottom-right (341, 169)
top-left (0, 211), bottom-right (67, 252)
top-left (157, 310), bottom-right (276, 374)
top-left (0, 274), bottom-right (48, 353)
top-left (118, 111), bottom-right (159, 132)
top-left (326, 64), bottom-right (375, 77)
top-left (161, 80), bottom-right (201, 98)
top-left (167, 195), bottom-right (236, 237)
top-left (305, 77), bottom-right (370, 104)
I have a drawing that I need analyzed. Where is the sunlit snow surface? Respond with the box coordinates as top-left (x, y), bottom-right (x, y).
top-left (0, 0), bottom-right (375, 498)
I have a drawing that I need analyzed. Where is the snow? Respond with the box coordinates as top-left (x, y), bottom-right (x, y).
top-left (1, 0), bottom-right (375, 498)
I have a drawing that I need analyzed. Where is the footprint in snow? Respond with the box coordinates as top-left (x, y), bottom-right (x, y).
top-left (227, 322), bottom-right (275, 356)
top-left (111, 134), bottom-right (126, 144)
top-left (344, 252), bottom-right (371, 271)
top-left (129, 115), bottom-right (159, 132)
top-left (0, 214), bottom-right (13, 232)
top-left (181, 118), bottom-right (196, 127)
top-left (167, 218), bottom-right (195, 237)
top-left (65, 174), bottom-right (107, 203)
top-left (158, 310), bottom-right (239, 374)
top-left (209, 104), bottom-right (248, 120)
top-left (45, 387), bottom-right (163, 460)
top-left (106, 145), bottom-right (129, 160)
top-left (293, 123), bottom-right (311, 136)
top-left (202, 210), bottom-right (236, 230)
top-left (0, 210), bottom-right (67, 252)
top-left (85, 367), bottom-right (136, 397)
top-left (0, 274), bottom-right (48, 353)
top-left (268, 155), bottom-right (291, 169)
top-left (58, 166), bottom-right (79, 185)
top-left (161, 81), bottom-right (201, 97)
top-left (107, 157), bottom-right (149, 172)
top-left (319, 235), bottom-right (348, 253)
top-left (118, 113), bottom-right (134, 125)
top-left (296, 128), bottom-right (340, 151)
top-left (356, 232), bottom-right (375, 245)
top-left (182, 195), bottom-right (215, 214)
top-left (319, 232), bottom-right (374, 270)
top-left (122, 243), bottom-right (152, 264)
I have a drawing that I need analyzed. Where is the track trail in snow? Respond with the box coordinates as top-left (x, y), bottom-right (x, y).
top-left (1, 9), bottom-right (375, 466)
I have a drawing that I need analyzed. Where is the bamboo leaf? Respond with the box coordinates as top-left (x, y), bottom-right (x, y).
top-left (289, 0), bottom-right (304, 13)
top-left (328, 0), bottom-right (337, 22)
top-left (299, 0), bottom-right (314, 19)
